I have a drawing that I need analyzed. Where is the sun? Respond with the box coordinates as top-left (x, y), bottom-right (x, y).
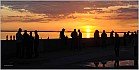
top-left (86, 28), bottom-right (91, 33)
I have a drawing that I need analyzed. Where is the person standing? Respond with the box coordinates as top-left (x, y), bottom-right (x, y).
top-left (114, 32), bottom-right (120, 67)
top-left (78, 29), bottom-right (82, 50)
top-left (34, 30), bottom-right (39, 57)
top-left (94, 30), bottom-right (100, 47)
top-left (29, 31), bottom-right (34, 58)
top-left (59, 28), bottom-right (66, 48)
top-left (101, 30), bottom-right (107, 47)
top-left (16, 28), bottom-right (23, 58)
top-left (71, 29), bottom-right (78, 50)
top-left (23, 30), bottom-right (30, 58)
top-left (110, 30), bottom-right (114, 46)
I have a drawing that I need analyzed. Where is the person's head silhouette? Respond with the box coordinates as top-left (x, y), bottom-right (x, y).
top-left (18, 28), bottom-right (22, 32)
top-left (24, 30), bottom-right (27, 33)
top-left (103, 30), bottom-right (105, 33)
top-left (62, 28), bottom-right (65, 32)
top-left (78, 29), bottom-right (80, 32)
top-left (74, 29), bottom-right (76, 32)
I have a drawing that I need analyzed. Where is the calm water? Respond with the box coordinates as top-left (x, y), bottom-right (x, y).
top-left (1, 32), bottom-right (125, 40)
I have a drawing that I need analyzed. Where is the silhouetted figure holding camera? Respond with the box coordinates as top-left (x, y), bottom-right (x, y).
top-left (94, 30), bottom-right (100, 47)
top-left (34, 30), bottom-right (39, 57)
top-left (71, 29), bottom-right (78, 50)
top-left (101, 30), bottom-right (107, 48)
top-left (16, 28), bottom-right (23, 58)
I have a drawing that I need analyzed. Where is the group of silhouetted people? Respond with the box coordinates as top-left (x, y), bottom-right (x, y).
top-left (59, 28), bottom-right (82, 50)
top-left (16, 28), bottom-right (39, 58)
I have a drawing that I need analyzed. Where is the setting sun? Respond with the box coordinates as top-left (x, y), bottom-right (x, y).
top-left (86, 28), bottom-right (91, 33)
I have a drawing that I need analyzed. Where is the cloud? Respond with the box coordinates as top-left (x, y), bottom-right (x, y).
top-left (1, 1), bottom-right (138, 22)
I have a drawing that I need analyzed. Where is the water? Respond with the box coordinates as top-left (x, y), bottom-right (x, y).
top-left (1, 32), bottom-right (124, 40)
top-left (70, 60), bottom-right (134, 68)
top-left (85, 60), bottom-right (134, 68)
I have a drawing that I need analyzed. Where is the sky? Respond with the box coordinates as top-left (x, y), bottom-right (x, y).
top-left (1, 1), bottom-right (138, 32)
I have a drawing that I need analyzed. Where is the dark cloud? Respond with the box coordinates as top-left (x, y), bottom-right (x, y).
top-left (1, 1), bottom-right (138, 21)
top-left (117, 7), bottom-right (138, 13)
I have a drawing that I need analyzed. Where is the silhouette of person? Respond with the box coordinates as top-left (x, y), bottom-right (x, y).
top-left (94, 30), bottom-right (100, 47)
top-left (101, 30), bottom-right (107, 47)
top-left (29, 31), bottom-right (34, 58)
top-left (71, 29), bottom-right (78, 50)
top-left (114, 32), bottom-right (120, 68)
top-left (114, 32), bottom-right (120, 57)
top-left (59, 28), bottom-right (66, 48)
top-left (123, 32), bottom-right (127, 47)
top-left (34, 30), bottom-right (39, 57)
top-left (110, 30), bottom-right (114, 46)
top-left (16, 28), bottom-right (23, 58)
top-left (78, 29), bottom-right (82, 50)
top-left (23, 30), bottom-right (30, 58)
top-left (60, 28), bottom-right (66, 39)
top-left (133, 31), bottom-right (138, 67)
top-left (130, 32), bottom-right (134, 47)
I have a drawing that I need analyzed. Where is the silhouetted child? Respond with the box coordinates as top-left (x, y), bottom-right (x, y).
top-left (16, 28), bottom-right (23, 58)
top-left (101, 30), bottom-right (107, 47)
top-left (71, 29), bottom-right (78, 50)
top-left (34, 30), bottom-right (39, 57)
top-left (94, 30), bottom-right (100, 47)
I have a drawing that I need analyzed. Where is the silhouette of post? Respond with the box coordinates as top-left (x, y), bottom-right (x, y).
top-left (6, 35), bottom-right (8, 40)
top-left (10, 35), bottom-right (12, 40)
top-left (13, 35), bottom-right (15, 40)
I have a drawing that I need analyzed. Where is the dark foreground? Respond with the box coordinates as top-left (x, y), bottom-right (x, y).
top-left (1, 45), bottom-right (136, 69)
